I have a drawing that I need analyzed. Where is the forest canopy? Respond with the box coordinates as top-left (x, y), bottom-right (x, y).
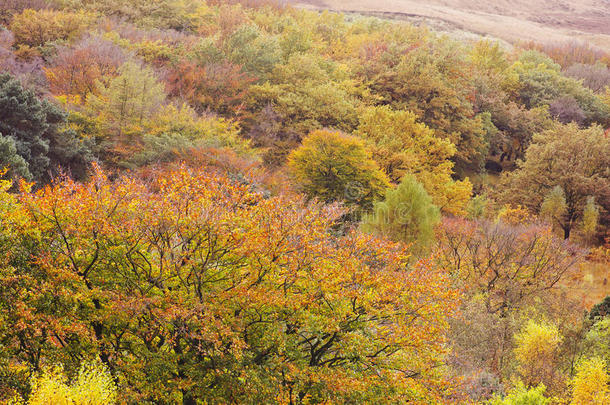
top-left (0, 0), bottom-right (609, 403)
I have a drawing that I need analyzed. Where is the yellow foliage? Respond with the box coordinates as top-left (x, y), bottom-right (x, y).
top-left (85, 61), bottom-right (166, 140)
top-left (145, 103), bottom-right (253, 156)
top-left (497, 204), bottom-right (532, 226)
top-left (582, 196), bottom-right (600, 239)
top-left (288, 129), bottom-right (390, 210)
top-left (29, 362), bottom-right (116, 405)
top-left (514, 320), bottom-right (562, 388)
top-left (470, 40), bottom-right (509, 73)
top-left (10, 9), bottom-right (95, 47)
top-left (355, 105), bottom-right (472, 215)
top-left (570, 357), bottom-right (610, 405)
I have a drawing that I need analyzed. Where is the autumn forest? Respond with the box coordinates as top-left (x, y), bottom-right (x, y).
top-left (0, 0), bottom-right (609, 404)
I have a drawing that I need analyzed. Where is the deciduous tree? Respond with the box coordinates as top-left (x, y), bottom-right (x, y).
top-left (570, 358), bottom-right (610, 405)
top-left (508, 51), bottom-right (610, 126)
top-left (247, 53), bottom-right (360, 140)
top-left (582, 197), bottom-right (600, 240)
top-left (365, 43), bottom-right (487, 172)
top-left (9, 9), bottom-right (94, 48)
top-left (167, 60), bottom-right (254, 117)
top-left (86, 61), bottom-right (166, 144)
top-left (355, 105), bottom-right (472, 215)
top-left (44, 36), bottom-right (127, 102)
top-left (28, 362), bottom-right (117, 405)
top-left (288, 129), bottom-right (389, 212)
top-left (499, 123), bottom-right (610, 239)
top-left (488, 381), bottom-right (551, 405)
top-left (437, 218), bottom-right (582, 316)
top-left (436, 218), bottom-right (582, 378)
top-left (0, 165), bottom-right (459, 403)
top-left (514, 320), bottom-right (564, 391)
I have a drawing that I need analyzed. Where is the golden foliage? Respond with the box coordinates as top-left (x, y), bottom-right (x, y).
top-left (570, 357), bottom-right (610, 405)
top-left (29, 362), bottom-right (116, 405)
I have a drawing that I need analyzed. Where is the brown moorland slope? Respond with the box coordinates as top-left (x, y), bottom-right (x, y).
top-left (290, 0), bottom-right (610, 51)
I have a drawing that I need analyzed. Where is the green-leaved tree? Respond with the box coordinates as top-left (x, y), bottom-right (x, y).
top-left (500, 123), bottom-right (610, 239)
top-left (288, 129), bottom-right (390, 213)
top-left (362, 175), bottom-right (440, 252)
top-left (87, 61), bottom-right (166, 139)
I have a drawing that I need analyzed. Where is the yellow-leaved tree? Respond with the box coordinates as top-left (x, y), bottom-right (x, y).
top-left (570, 357), bottom-right (610, 405)
top-left (10, 9), bottom-right (95, 48)
top-left (28, 362), bottom-right (116, 405)
top-left (514, 320), bottom-right (563, 393)
top-left (355, 105), bottom-right (472, 215)
top-left (288, 129), bottom-right (390, 213)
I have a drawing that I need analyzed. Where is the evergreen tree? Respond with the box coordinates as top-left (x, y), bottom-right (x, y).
top-left (0, 73), bottom-right (92, 182)
top-left (362, 175), bottom-right (440, 252)
top-left (0, 133), bottom-right (30, 180)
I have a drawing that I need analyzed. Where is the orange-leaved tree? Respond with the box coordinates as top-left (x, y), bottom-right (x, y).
top-left (44, 36), bottom-right (127, 103)
top-left (0, 164), bottom-right (459, 404)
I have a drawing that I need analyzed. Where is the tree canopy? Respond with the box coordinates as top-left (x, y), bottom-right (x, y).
top-left (288, 129), bottom-right (390, 212)
top-left (0, 165), bottom-right (457, 403)
top-left (499, 123), bottom-right (610, 238)
top-left (0, 1), bottom-right (609, 403)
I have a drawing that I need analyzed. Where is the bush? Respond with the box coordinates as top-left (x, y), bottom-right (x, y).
top-left (28, 362), bottom-right (116, 405)
top-left (590, 296), bottom-right (610, 320)
top-left (487, 381), bottom-right (551, 405)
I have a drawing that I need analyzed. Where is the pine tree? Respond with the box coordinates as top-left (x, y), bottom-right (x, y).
top-left (0, 133), bottom-right (30, 180)
top-left (362, 175), bottom-right (440, 252)
top-left (0, 73), bottom-right (91, 182)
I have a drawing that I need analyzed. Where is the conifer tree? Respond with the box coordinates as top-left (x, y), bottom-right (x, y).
top-left (87, 62), bottom-right (166, 138)
top-left (362, 175), bottom-right (440, 252)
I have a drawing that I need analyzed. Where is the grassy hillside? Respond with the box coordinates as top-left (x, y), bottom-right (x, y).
top-left (291, 0), bottom-right (610, 51)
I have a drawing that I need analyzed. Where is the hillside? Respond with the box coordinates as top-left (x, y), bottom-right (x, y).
top-left (1, 1), bottom-right (610, 403)
top-left (291, 0), bottom-right (610, 51)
